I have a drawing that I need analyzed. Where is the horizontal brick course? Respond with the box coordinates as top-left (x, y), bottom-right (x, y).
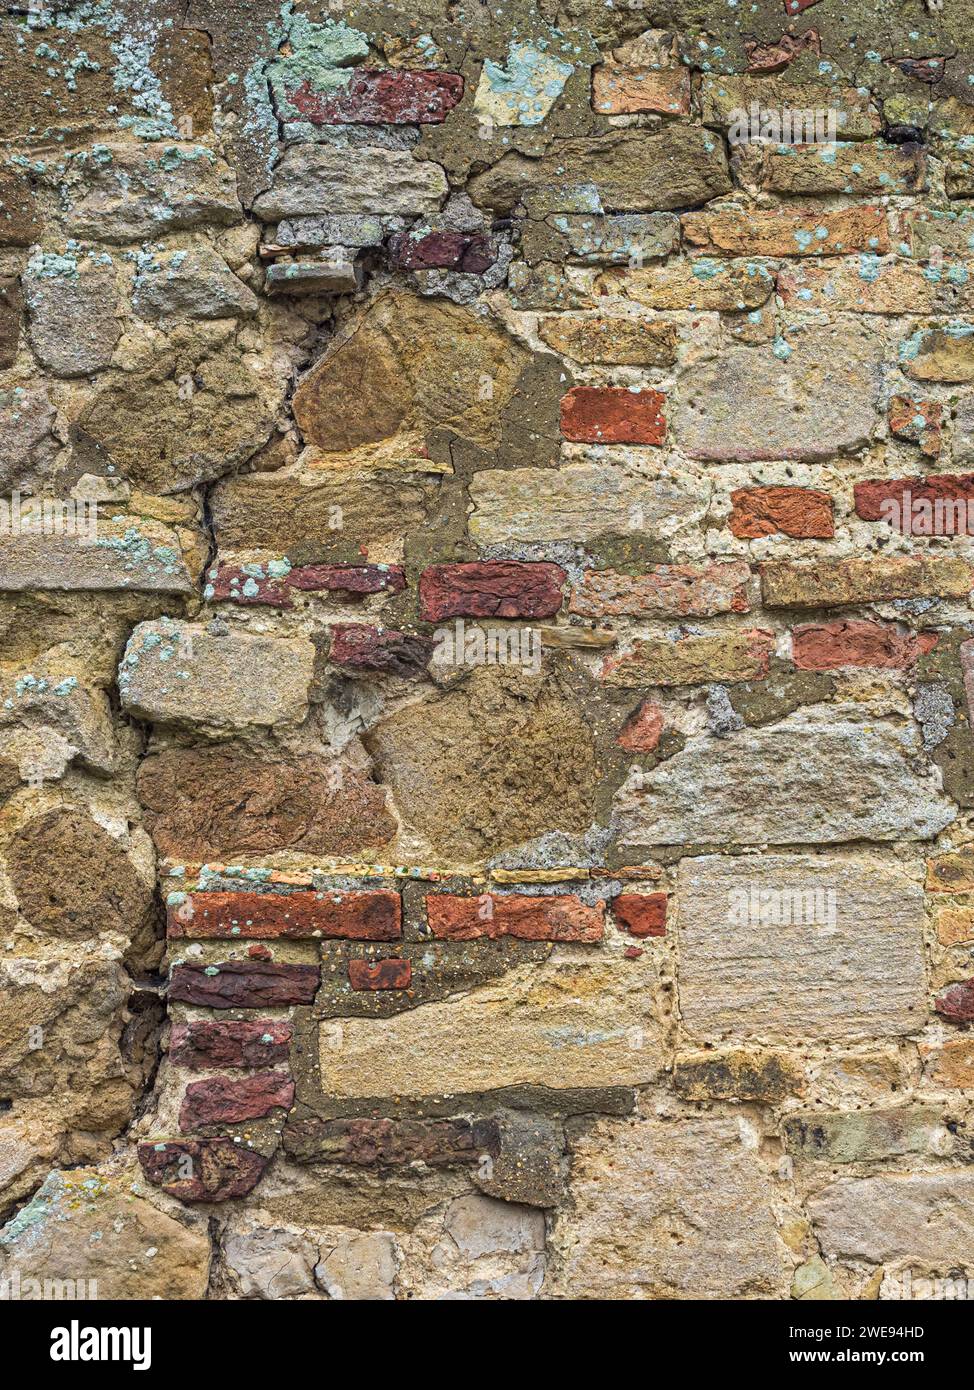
top-left (168, 890), bottom-right (401, 940)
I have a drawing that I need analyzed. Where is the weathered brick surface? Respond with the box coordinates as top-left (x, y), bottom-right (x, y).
top-left (426, 893), bottom-right (604, 942)
top-left (729, 487), bottom-right (834, 539)
top-left (420, 562), bottom-right (565, 621)
top-left (139, 1140), bottom-right (269, 1203)
top-left (791, 621), bottom-right (937, 670)
top-left (5, 0), bottom-right (973, 1306)
top-left (170, 962), bottom-right (320, 1009)
top-left (168, 890), bottom-right (401, 941)
top-left (560, 386), bottom-right (666, 445)
top-left (179, 1073), bottom-right (295, 1129)
top-left (170, 1021), bottom-right (293, 1071)
top-left (612, 892), bottom-right (667, 938)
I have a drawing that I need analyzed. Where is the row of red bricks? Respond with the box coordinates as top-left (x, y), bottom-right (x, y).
top-left (168, 888), bottom-right (666, 948)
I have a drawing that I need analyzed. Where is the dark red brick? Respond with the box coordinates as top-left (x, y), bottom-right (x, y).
top-left (613, 892), bottom-right (667, 937)
top-left (330, 623), bottom-right (434, 678)
top-left (169, 961), bottom-right (320, 1009)
top-left (560, 386), bottom-right (666, 445)
top-left (169, 1020), bottom-right (292, 1071)
top-left (426, 893), bottom-right (604, 942)
top-left (282, 1115), bottom-right (500, 1166)
top-left (388, 230), bottom-right (495, 273)
top-left (288, 563), bottom-right (405, 596)
top-left (935, 978), bottom-right (974, 1024)
top-left (419, 561), bottom-right (566, 622)
top-left (138, 1138), bottom-right (269, 1202)
top-left (348, 957), bottom-right (412, 991)
top-left (791, 619), bottom-right (937, 670)
top-left (283, 70), bottom-right (463, 125)
top-left (208, 563), bottom-right (406, 607)
top-left (179, 1072), bottom-right (294, 1130)
top-left (168, 889), bottom-right (401, 941)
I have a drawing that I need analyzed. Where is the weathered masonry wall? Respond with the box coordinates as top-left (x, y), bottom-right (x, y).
top-left (0, 0), bottom-right (973, 1302)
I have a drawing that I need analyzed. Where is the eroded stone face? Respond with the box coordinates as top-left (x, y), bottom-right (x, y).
top-left (0, 1168), bottom-right (210, 1300)
top-left (549, 1115), bottom-right (790, 1299)
top-left (675, 856), bottom-right (927, 1043)
top-left (615, 717), bottom-right (954, 848)
top-left (366, 667), bottom-right (599, 860)
top-left (675, 324), bottom-right (883, 461)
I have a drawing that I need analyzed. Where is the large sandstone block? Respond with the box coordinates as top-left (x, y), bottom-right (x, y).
top-left (674, 324), bottom-right (883, 461)
top-left (469, 461), bottom-right (708, 544)
top-left (253, 145), bottom-right (448, 218)
top-left (676, 855), bottom-right (927, 1043)
top-left (550, 1115), bottom-right (790, 1298)
top-left (810, 1174), bottom-right (974, 1266)
top-left (66, 144), bottom-right (239, 242)
top-left (366, 667), bottom-right (597, 861)
top-left (0, 521), bottom-right (197, 594)
top-left (24, 263), bottom-right (121, 377)
top-left (292, 292), bottom-right (528, 454)
top-left (318, 952), bottom-right (662, 1097)
top-left (0, 1168), bottom-right (210, 1300)
top-left (468, 128), bottom-right (731, 214)
top-left (119, 621), bottom-right (314, 733)
top-left (615, 716), bottom-right (954, 848)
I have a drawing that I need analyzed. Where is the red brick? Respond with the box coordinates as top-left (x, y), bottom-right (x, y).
top-left (613, 892), bottom-right (667, 937)
top-left (570, 560), bottom-right (751, 618)
top-left (420, 561), bottom-right (565, 622)
top-left (854, 474), bottom-right (974, 535)
top-left (729, 486), bottom-right (834, 539)
top-left (888, 395), bottom-right (942, 458)
top-left (179, 1072), bottom-right (295, 1130)
top-left (169, 961), bottom-right (320, 1009)
top-left (168, 890), bottom-right (401, 941)
top-left (592, 65), bottom-right (690, 115)
top-left (617, 700), bottom-right (664, 753)
top-left (388, 230), bottom-right (494, 273)
top-left (330, 623), bottom-right (433, 678)
top-left (791, 620), bottom-right (937, 670)
top-left (935, 979), bottom-right (974, 1024)
top-left (348, 958), bottom-right (412, 991)
top-left (282, 70), bottom-right (463, 125)
top-left (425, 893), bottom-right (604, 942)
top-left (138, 1138), bottom-right (268, 1203)
top-left (560, 386), bottom-right (666, 445)
top-left (170, 1020), bottom-right (293, 1071)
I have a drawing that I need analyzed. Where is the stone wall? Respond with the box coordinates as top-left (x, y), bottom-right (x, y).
top-left (0, 0), bottom-right (973, 1301)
